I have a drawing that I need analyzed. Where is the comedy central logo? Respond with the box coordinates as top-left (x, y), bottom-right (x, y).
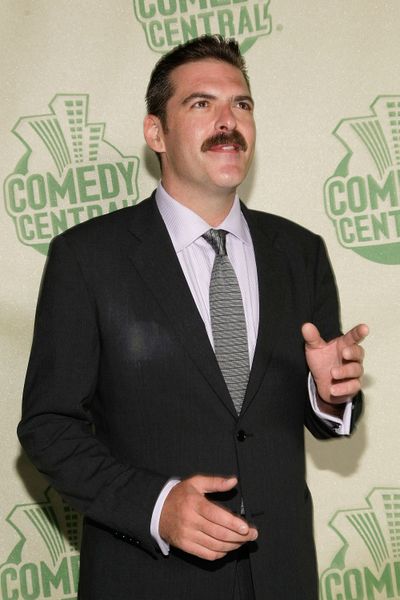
top-left (132, 0), bottom-right (272, 54)
top-left (324, 96), bottom-right (400, 265)
top-left (4, 94), bottom-right (140, 255)
top-left (320, 488), bottom-right (400, 600)
top-left (0, 488), bottom-right (81, 599)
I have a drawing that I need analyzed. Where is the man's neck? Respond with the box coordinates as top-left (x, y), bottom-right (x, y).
top-left (160, 181), bottom-right (236, 227)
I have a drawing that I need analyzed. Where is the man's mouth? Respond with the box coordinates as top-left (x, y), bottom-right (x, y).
top-left (201, 133), bottom-right (247, 153)
top-left (208, 143), bottom-right (241, 152)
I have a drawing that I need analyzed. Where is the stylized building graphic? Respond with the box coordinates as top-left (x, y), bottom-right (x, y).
top-left (320, 488), bottom-right (400, 600)
top-left (4, 94), bottom-right (140, 255)
top-left (11, 96), bottom-right (107, 177)
top-left (335, 98), bottom-right (400, 179)
top-left (20, 109), bottom-right (72, 177)
top-left (324, 96), bottom-right (400, 265)
top-left (384, 491), bottom-right (400, 560)
top-left (0, 488), bottom-right (81, 599)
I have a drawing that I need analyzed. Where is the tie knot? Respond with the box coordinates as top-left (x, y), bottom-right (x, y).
top-left (203, 229), bottom-right (227, 256)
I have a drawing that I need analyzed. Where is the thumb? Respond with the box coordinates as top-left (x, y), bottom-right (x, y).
top-left (301, 322), bottom-right (326, 349)
top-left (194, 475), bottom-right (238, 494)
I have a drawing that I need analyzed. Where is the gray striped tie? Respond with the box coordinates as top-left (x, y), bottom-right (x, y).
top-left (203, 229), bottom-right (250, 414)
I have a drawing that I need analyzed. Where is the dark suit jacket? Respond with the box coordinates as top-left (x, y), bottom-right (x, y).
top-left (18, 193), bottom-right (361, 599)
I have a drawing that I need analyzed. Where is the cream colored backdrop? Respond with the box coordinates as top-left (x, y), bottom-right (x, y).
top-left (1, 2), bottom-right (399, 599)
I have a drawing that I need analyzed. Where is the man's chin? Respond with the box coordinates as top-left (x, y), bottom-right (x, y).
top-left (211, 169), bottom-right (247, 190)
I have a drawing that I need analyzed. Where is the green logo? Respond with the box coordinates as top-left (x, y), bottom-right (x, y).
top-left (132, 0), bottom-right (272, 54)
top-left (320, 488), bottom-right (400, 600)
top-left (4, 94), bottom-right (140, 256)
top-left (0, 488), bottom-right (81, 600)
top-left (324, 96), bottom-right (400, 265)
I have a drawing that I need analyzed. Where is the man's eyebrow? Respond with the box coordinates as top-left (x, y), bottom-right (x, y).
top-left (181, 92), bottom-right (254, 108)
top-left (181, 93), bottom-right (216, 105)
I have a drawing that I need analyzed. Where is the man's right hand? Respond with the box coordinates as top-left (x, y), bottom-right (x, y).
top-left (159, 475), bottom-right (258, 561)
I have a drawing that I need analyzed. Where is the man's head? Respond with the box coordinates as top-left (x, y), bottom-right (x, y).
top-left (143, 35), bottom-right (256, 215)
top-left (146, 35), bottom-right (250, 131)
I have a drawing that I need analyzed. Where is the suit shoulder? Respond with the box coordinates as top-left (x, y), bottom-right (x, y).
top-left (53, 196), bottom-right (154, 246)
top-left (246, 208), bottom-right (321, 245)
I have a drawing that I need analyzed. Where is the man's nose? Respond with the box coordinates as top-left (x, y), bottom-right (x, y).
top-left (215, 104), bottom-right (237, 131)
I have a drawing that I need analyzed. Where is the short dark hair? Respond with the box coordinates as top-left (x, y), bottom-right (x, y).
top-left (145, 35), bottom-right (250, 130)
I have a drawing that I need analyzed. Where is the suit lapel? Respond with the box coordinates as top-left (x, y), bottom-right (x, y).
top-left (127, 197), bottom-right (237, 419)
top-left (240, 207), bottom-right (290, 417)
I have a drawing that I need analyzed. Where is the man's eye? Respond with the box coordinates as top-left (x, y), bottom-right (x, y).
top-left (237, 101), bottom-right (252, 111)
top-left (193, 100), bottom-right (209, 108)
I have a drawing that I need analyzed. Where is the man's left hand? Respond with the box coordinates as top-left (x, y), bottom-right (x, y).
top-left (302, 322), bottom-right (369, 409)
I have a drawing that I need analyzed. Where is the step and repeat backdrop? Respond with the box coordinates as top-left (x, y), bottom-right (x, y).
top-left (1, 1), bottom-right (399, 599)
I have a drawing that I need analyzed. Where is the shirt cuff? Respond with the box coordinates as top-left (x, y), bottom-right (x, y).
top-left (150, 478), bottom-right (180, 555)
top-left (308, 373), bottom-right (353, 435)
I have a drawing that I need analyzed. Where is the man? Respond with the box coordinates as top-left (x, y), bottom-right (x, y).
top-left (18, 35), bottom-right (368, 599)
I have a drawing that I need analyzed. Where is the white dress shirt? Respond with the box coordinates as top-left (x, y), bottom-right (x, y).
top-left (150, 183), bottom-right (352, 554)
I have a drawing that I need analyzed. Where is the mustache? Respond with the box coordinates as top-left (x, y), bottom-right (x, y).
top-left (201, 131), bottom-right (248, 152)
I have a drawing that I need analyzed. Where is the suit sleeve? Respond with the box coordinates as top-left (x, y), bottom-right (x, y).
top-left (303, 235), bottom-right (363, 438)
top-left (17, 234), bottom-right (168, 554)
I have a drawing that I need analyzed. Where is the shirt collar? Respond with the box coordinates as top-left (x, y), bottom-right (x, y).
top-left (155, 182), bottom-right (251, 253)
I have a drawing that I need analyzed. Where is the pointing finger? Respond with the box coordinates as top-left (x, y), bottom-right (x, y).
top-left (341, 324), bottom-right (369, 347)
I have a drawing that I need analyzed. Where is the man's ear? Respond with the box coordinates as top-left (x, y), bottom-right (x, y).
top-left (143, 114), bottom-right (165, 153)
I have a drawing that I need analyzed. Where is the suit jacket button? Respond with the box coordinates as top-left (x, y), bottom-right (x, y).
top-left (237, 430), bottom-right (247, 442)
